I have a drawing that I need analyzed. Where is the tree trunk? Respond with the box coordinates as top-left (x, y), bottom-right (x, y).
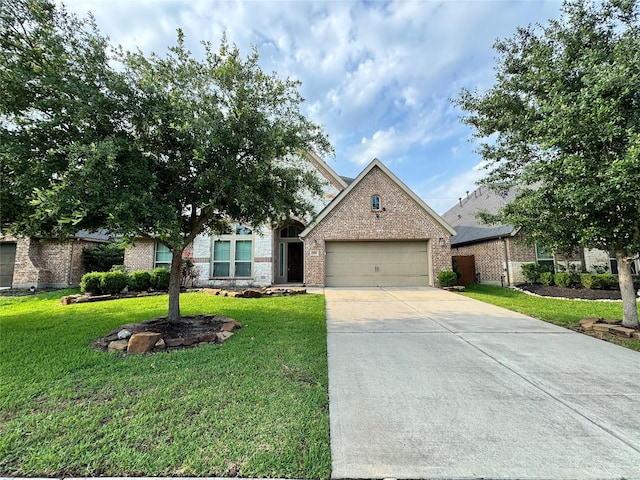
top-left (167, 248), bottom-right (183, 324)
top-left (616, 252), bottom-right (639, 328)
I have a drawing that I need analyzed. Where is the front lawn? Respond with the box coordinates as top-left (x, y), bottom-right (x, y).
top-left (461, 284), bottom-right (640, 351)
top-left (0, 290), bottom-right (330, 478)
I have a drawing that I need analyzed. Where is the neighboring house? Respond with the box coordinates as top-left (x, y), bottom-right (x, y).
top-left (124, 155), bottom-right (455, 288)
top-left (0, 231), bottom-right (110, 289)
top-left (441, 186), bottom-right (639, 285)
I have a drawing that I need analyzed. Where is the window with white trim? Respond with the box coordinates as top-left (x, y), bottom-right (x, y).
top-left (371, 195), bottom-right (381, 211)
top-left (155, 243), bottom-right (172, 270)
top-left (535, 243), bottom-right (554, 270)
top-left (211, 224), bottom-right (253, 278)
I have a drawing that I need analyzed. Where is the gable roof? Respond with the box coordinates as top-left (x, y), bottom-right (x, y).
top-left (301, 158), bottom-right (455, 238)
top-left (305, 150), bottom-right (348, 190)
top-left (441, 186), bottom-right (517, 246)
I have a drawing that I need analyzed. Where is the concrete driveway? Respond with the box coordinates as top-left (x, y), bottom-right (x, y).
top-left (325, 287), bottom-right (640, 479)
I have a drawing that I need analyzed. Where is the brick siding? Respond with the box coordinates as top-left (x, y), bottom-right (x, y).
top-left (303, 165), bottom-right (452, 286)
top-left (452, 238), bottom-right (507, 285)
top-left (123, 238), bottom-right (156, 273)
top-left (2, 233), bottom-right (102, 288)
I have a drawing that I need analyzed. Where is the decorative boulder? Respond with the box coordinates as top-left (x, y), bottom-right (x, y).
top-left (127, 332), bottom-right (162, 354)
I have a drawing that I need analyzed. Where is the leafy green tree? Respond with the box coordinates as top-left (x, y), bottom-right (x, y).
top-left (1, 0), bottom-right (332, 322)
top-left (455, 0), bottom-right (640, 327)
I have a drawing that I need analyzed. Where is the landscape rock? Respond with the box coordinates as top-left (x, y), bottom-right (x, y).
top-left (601, 318), bottom-right (622, 325)
top-left (579, 317), bottom-right (600, 325)
top-left (608, 326), bottom-right (636, 338)
top-left (107, 340), bottom-right (129, 352)
top-left (198, 332), bottom-right (219, 343)
top-left (240, 289), bottom-right (262, 298)
top-left (217, 331), bottom-right (234, 342)
top-left (443, 286), bottom-right (465, 292)
top-left (202, 288), bottom-right (221, 296)
top-left (181, 336), bottom-right (200, 346)
top-left (165, 338), bottom-right (184, 347)
top-left (127, 332), bottom-right (162, 354)
top-left (60, 294), bottom-right (82, 305)
top-left (117, 329), bottom-right (132, 340)
top-left (222, 320), bottom-right (243, 332)
top-left (581, 322), bottom-right (596, 332)
top-left (592, 324), bottom-right (613, 333)
top-left (155, 338), bottom-right (166, 349)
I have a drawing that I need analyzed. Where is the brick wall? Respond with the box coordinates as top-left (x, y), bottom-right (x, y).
top-left (303, 165), bottom-right (452, 286)
top-left (452, 238), bottom-right (507, 284)
top-left (5, 234), bottom-right (100, 288)
top-left (124, 238), bottom-right (157, 273)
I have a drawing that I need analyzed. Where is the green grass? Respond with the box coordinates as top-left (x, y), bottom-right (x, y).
top-left (0, 290), bottom-right (330, 478)
top-left (461, 284), bottom-right (640, 351)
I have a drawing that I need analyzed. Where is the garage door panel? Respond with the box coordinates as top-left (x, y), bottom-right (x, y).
top-left (326, 241), bottom-right (430, 287)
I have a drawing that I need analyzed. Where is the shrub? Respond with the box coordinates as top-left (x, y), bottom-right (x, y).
top-left (554, 272), bottom-right (572, 288)
top-left (181, 252), bottom-right (199, 287)
top-left (100, 270), bottom-right (129, 295)
top-left (521, 263), bottom-right (539, 283)
top-left (437, 269), bottom-right (458, 287)
top-left (597, 273), bottom-right (618, 290)
top-left (580, 273), bottom-right (595, 289)
top-left (521, 263), bottom-right (553, 284)
top-left (110, 264), bottom-right (127, 273)
top-left (128, 270), bottom-right (151, 292)
top-left (151, 267), bottom-right (171, 290)
top-left (80, 272), bottom-right (103, 294)
top-left (82, 242), bottom-right (125, 272)
top-left (539, 272), bottom-right (554, 286)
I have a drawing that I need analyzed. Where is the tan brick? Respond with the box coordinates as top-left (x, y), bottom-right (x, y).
top-left (303, 165), bottom-right (452, 286)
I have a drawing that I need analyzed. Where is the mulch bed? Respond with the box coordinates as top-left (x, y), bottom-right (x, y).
top-left (517, 283), bottom-right (627, 300)
top-left (93, 314), bottom-right (241, 353)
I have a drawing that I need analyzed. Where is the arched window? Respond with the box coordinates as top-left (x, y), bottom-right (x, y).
top-left (280, 225), bottom-right (303, 238)
top-left (371, 195), bottom-right (381, 211)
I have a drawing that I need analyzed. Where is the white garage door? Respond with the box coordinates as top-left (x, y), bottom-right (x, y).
top-left (325, 241), bottom-right (430, 287)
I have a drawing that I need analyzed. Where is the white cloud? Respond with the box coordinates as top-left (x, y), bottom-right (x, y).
top-left (58, 0), bottom-right (563, 202)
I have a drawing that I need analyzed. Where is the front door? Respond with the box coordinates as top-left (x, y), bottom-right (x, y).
top-left (287, 242), bottom-right (303, 283)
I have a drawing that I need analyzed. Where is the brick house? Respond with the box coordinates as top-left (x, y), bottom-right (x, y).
top-left (0, 231), bottom-right (109, 289)
top-left (124, 156), bottom-right (454, 288)
top-left (301, 159), bottom-right (455, 286)
top-left (441, 186), bottom-right (639, 285)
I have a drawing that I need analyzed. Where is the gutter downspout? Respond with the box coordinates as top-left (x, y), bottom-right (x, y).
top-left (67, 240), bottom-right (75, 285)
top-left (501, 236), bottom-right (510, 286)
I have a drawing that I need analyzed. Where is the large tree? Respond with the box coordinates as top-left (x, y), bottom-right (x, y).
top-left (1, 0), bottom-right (332, 322)
top-left (455, 0), bottom-right (640, 327)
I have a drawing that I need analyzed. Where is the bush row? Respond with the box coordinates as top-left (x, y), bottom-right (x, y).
top-left (80, 268), bottom-right (171, 295)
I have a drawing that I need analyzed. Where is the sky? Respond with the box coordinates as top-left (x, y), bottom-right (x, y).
top-left (62, 0), bottom-right (564, 214)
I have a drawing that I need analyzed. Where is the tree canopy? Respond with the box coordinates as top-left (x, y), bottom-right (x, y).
top-left (1, 0), bottom-right (333, 322)
top-left (455, 0), bottom-right (640, 327)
